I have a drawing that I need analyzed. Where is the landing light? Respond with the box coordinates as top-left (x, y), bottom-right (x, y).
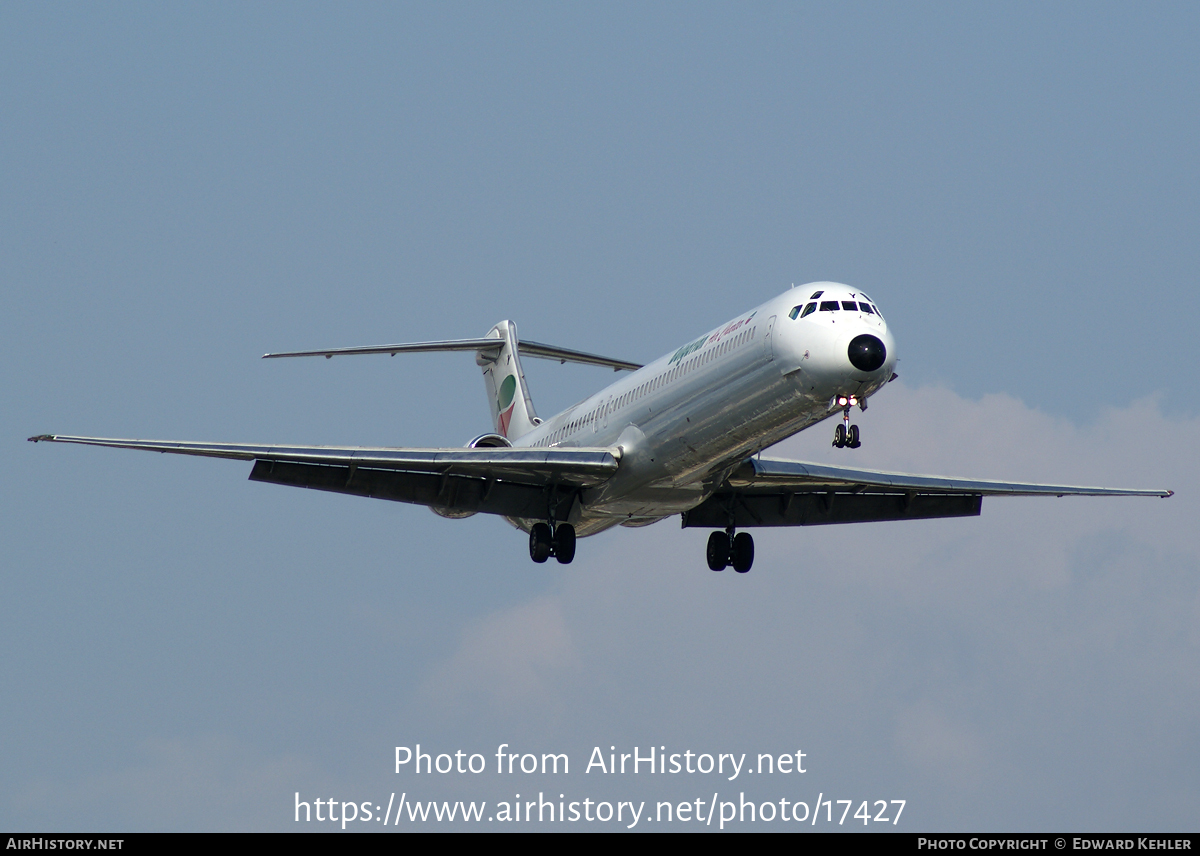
top-left (837, 396), bottom-right (858, 407)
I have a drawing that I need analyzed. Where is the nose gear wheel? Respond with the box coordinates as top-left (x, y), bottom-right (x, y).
top-left (833, 405), bottom-right (862, 448)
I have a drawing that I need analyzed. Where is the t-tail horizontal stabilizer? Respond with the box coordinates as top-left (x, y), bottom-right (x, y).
top-left (262, 323), bottom-right (641, 442)
top-left (262, 337), bottom-right (642, 371)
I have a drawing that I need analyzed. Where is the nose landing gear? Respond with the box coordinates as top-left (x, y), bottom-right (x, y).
top-left (529, 522), bottom-right (576, 564)
top-left (706, 528), bottom-right (754, 573)
top-left (833, 401), bottom-right (862, 449)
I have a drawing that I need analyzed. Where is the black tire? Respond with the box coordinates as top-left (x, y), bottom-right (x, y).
top-left (833, 423), bottom-right (846, 448)
top-left (706, 531), bottom-right (729, 571)
top-left (529, 522), bottom-right (552, 563)
top-left (554, 524), bottom-right (576, 564)
top-left (848, 424), bottom-right (860, 448)
top-left (732, 532), bottom-right (754, 573)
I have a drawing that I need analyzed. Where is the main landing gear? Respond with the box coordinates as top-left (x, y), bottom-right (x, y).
top-left (529, 522), bottom-right (576, 565)
top-left (707, 528), bottom-right (754, 573)
top-left (833, 398), bottom-right (862, 449)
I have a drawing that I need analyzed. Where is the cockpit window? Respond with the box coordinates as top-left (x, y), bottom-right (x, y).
top-left (841, 301), bottom-right (858, 311)
top-left (859, 302), bottom-right (875, 314)
top-left (819, 301), bottom-right (839, 311)
top-left (801, 302), bottom-right (817, 318)
top-left (810, 290), bottom-right (824, 299)
top-left (788, 305), bottom-right (802, 320)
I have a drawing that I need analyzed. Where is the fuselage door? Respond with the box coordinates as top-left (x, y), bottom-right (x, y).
top-left (763, 314), bottom-right (777, 362)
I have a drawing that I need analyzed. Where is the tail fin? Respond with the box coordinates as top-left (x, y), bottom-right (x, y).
top-left (477, 321), bottom-right (540, 440)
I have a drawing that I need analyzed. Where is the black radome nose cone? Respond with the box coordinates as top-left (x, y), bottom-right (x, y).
top-left (848, 335), bottom-right (886, 372)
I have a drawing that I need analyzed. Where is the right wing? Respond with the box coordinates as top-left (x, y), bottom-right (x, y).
top-left (28, 434), bottom-right (618, 520)
top-left (682, 456), bottom-right (1173, 528)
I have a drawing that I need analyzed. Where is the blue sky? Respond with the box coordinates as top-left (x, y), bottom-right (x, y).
top-left (3, 3), bottom-right (1197, 831)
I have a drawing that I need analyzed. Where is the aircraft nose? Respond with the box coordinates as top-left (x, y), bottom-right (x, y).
top-left (847, 334), bottom-right (887, 372)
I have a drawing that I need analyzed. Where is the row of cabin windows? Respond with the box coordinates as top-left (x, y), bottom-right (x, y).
top-left (535, 324), bottom-right (757, 446)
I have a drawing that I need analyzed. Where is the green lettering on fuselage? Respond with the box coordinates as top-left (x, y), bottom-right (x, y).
top-left (669, 335), bottom-right (709, 365)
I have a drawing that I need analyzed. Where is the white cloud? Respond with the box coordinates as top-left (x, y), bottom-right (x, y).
top-left (420, 595), bottom-right (581, 722)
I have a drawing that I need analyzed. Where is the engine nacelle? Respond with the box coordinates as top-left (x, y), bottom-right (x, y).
top-left (465, 432), bottom-right (512, 449)
top-left (429, 433), bottom-right (513, 519)
top-left (431, 506), bottom-right (477, 519)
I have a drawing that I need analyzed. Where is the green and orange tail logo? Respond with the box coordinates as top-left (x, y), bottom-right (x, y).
top-left (496, 374), bottom-right (518, 436)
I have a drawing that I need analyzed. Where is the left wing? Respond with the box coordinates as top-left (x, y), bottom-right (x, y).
top-left (28, 434), bottom-right (618, 520)
top-left (682, 456), bottom-right (1173, 528)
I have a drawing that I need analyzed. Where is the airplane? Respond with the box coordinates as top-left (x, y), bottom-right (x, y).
top-left (29, 282), bottom-right (1172, 573)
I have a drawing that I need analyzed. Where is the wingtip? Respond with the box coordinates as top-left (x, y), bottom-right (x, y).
top-left (28, 434), bottom-right (55, 442)
top-left (1165, 490), bottom-right (1174, 498)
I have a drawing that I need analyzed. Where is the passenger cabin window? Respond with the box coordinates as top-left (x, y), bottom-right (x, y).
top-left (801, 302), bottom-right (816, 318)
top-left (841, 301), bottom-right (858, 311)
top-left (819, 301), bottom-right (839, 311)
top-left (810, 290), bottom-right (824, 299)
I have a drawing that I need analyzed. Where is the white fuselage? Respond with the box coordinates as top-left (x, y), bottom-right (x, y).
top-left (514, 283), bottom-right (898, 535)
